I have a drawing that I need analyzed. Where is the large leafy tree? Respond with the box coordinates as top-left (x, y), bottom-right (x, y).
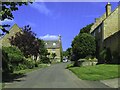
top-left (0, 2), bottom-right (32, 34)
top-left (79, 23), bottom-right (93, 34)
top-left (71, 33), bottom-right (96, 61)
top-left (9, 25), bottom-right (39, 58)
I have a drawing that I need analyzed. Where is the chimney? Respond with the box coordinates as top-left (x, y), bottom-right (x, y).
top-left (106, 2), bottom-right (111, 17)
top-left (58, 35), bottom-right (61, 42)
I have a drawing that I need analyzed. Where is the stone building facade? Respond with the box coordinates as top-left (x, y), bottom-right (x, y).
top-left (44, 35), bottom-right (63, 62)
top-left (90, 3), bottom-right (120, 58)
top-left (0, 24), bottom-right (22, 47)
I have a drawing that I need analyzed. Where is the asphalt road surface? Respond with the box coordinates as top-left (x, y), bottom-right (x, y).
top-left (4, 62), bottom-right (109, 88)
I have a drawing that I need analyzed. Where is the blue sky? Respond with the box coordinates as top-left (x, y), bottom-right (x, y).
top-left (1, 2), bottom-right (118, 51)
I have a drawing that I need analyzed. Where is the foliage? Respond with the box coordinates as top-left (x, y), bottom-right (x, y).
top-left (99, 47), bottom-right (112, 64)
top-left (1, 48), bottom-right (13, 73)
top-left (37, 39), bottom-right (50, 64)
top-left (40, 56), bottom-right (50, 64)
top-left (9, 25), bottom-right (39, 58)
top-left (63, 48), bottom-right (72, 60)
top-left (112, 51), bottom-right (120, 64)
top-left (79, 23), bottom-right (93, 34)
top-left (2, 46), bottom-right (24, 63)
top-left (0, 2), bottom-right (32, 33)
top-left (38, 39), bottom-right (48, 57)
top-left (72, 33), bottom-right (96, 61)
top-left (51, 53), bottom-right (57, 59)
top-left (68, 64), bottom-right (120, 80)
top-left (23, 59), bottom-right (35, 69)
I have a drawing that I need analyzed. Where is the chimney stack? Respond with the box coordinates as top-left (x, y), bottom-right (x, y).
top-left (58, 35), bottom-right (61, 42)
top-left (106, 2), bottom-right (111, 17)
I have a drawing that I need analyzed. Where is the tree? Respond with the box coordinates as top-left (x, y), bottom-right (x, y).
top-left (51, 53), bottom-right (57, 59)
top-left (0, 2), bottom-right (32, 33)
top-left (38, 39), bottom-right (48, 57)
top-left (37, 39), bottom-right (50, 63)
top-left (63, 48), bottom-right (72, 60)
top-left (72, 33), bottom-right (96, 61)
top-left (9, 25), bottom-right (39, 58)
top-left (79, 23), bottom-right (93, 34)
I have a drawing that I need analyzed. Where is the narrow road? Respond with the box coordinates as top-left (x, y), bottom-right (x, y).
top-left (4, 62), bottom-right (109, 88)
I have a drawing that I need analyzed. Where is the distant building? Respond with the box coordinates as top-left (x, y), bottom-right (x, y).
top-left (0, 24), bottom-right (22, 47)
top-left (43, 35), bottom-right (63, 62)
top-left (90, 3), bottom-right (120, 58)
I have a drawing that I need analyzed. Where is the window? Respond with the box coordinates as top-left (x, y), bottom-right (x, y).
top-left (98, 27), bottom-right (101, 33)
top-left (52, 48), bottom-right (55, 53)
top-left (93, 32), bottom-right (95, 36)
top-left (53, 43), bottom-right (56, 46)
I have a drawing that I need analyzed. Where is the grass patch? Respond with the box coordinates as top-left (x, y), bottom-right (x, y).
top-left (68, 64), bottom-right (120, 81)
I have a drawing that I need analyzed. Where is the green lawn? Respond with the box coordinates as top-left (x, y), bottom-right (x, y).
top-left (68, 64), bottom-right (120, 81)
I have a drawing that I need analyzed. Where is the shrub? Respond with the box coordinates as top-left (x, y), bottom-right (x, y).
top-left (1, 49), bottom-right (13, 73)
top-left (71, 33), bottom-right (96, 66)
top-left (41, 56), bottom-right (50, 64)
top-left (112, 51), bottom-right (120, 64)
top-left (23, 59), bottom-right (35, 69)
top-left (99, 47), bottom-right (112, 64)
top-left (2, 46), bottom-right (24, 64)
top-left (72, 33), bottom-right (96, 60)
top-left (99, 48), bottom-right (107, 64)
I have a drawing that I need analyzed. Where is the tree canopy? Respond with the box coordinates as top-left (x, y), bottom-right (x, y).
top-left (0, 2), bottom-right (32, 33)
top-left (79, 23), bottom-right (93, 34)
top-left (9, 25), bottom-right (39, 58)
top-left (71, 33), bottom-right (96, 61)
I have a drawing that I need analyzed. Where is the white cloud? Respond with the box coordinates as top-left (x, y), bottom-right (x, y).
top-left (39, 34), bottom-right (59, 40)
top-left (30, 2), bottom-right (52, 16)
top-left (0, 19), bottom-right (14, 25)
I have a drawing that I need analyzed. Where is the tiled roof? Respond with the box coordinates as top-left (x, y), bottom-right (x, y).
top-left (44, 40), bottom-right (60, 49)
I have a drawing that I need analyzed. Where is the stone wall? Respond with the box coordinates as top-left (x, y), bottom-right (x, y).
top-left (47, 48), bottom-right (61, 62)
top-left (90, 13), bottom-right (106, 33)
top-left (103, 7), bottom-right (118, 40)
top-left (103, 31), bottom-right (120, 54)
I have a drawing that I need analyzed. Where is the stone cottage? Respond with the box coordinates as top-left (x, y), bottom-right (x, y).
top-left (43, 35), bottom-right (63, 62)
top-left (90, 2), bottom-right (120, 59)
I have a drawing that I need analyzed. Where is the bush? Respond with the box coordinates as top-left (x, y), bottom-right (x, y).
top-left (99, 48), bottom-right (112, 64)
top-left (41, 56), bottom-right (50, 64)
top-left (72, 33), bottom-right (96, 60)
top-left (23, 59), bottom-right (35, 69)
top-left (2, 46), bottom-right (24, 63)
top-left (1, 49), bottom-right (13, 73)
top-left (99, 48), bottom-right (107, 64)
top-left (112, 51), bottom-right (120, 64)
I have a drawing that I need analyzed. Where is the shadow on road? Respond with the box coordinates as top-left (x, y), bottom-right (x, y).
top-left (2, 72), bottom-right (26, 83)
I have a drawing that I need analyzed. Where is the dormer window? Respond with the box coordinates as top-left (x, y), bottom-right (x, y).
top-left (53, 43), bottom-right (56, 46)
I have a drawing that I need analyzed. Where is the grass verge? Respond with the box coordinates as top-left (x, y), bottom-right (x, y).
top-left (67, 64), bottom-right (120, 81)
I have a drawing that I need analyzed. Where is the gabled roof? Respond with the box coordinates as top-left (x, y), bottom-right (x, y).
top-left (90, 5), bottom-right (118, 33)
top-left (0, 24), bottom-right (22, 40)
top-left (44, 40), bottom-right (60, 49)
